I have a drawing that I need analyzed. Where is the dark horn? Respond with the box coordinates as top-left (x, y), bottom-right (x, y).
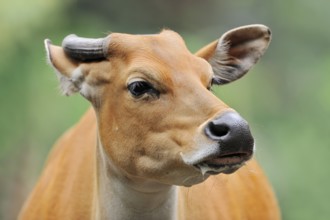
top-left (62, 34), bottom-right (109, 61)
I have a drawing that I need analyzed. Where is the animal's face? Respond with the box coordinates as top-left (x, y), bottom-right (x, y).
top-left (45, 25), bottom-right (271, 186)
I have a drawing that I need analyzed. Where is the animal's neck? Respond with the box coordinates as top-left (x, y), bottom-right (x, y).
top-left (94, 139), bottom-right (178, 220)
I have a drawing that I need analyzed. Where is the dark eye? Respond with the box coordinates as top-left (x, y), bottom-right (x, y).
top-left (127, 81), bottom-right (159, 98)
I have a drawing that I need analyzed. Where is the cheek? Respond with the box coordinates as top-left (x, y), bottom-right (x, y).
top-left (98, 116), bottom-right (149, 170)
top-left (104, 129), bottom-right (181, 175)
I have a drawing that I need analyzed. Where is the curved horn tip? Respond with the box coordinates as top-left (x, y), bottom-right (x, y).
top-left (61, 34), bottom-right (78, 47)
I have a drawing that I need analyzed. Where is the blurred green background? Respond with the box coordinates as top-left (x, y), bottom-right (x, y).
top-left (1, 0), bottom-right (329, 219)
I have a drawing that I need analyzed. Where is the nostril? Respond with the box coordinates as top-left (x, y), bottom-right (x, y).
top-left (204, 112), bottom-right (254, 155)
top-left (204, 112), bottom-right (251, 142)
top-left (207, 121), bottom-right (230, 139)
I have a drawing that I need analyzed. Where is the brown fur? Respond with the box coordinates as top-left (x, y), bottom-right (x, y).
top-left (19, 26), bottom-right (280, 219)
top-left (20, 109), bottom-right (280, 219)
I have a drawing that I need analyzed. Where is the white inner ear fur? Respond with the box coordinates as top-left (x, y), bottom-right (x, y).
top-left (45, 40), bottom-right (89, 97)
top-left (54, 66), bottom-right (84, 96)
top-left (58, 67), bottom-right (95, 99)
top-left (208, 41), bottom-right (231, 83)
top-left (208, 24), bottom-right (271, 84)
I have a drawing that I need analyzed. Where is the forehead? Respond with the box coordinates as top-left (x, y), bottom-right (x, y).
top-left (108, 30), bottom-right (213, 82)
top-left (109, 30), bottom-right (188, 55)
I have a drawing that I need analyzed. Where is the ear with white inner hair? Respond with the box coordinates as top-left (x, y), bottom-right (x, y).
top-left (196, 24), bottom-right (272, 85)
top-left (44, 39), bottom-right (83, 96)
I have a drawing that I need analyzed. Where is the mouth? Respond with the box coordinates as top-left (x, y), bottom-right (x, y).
top-left (194, 152), bottom-right (252, 175)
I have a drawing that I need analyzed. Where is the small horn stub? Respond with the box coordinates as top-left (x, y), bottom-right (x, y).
top-left (62, 34), bottom-right (109, 61)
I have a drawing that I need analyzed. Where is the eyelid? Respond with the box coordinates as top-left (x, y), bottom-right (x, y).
top-left (127, 77), bottom-right (148, 85)
top-left (128, 69), bottom-right (160, 84)
top-left (127, 68), bottom-right (171, 94)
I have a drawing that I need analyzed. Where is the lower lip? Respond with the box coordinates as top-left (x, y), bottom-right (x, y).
top-left (206, 166), bottom-right (240, 175)
top-left (194, 161), bottom-right (245, 176)
top-left (205, 155), bottom-right (246, 166)
top-left (192, 153), bottom-right (252, 175)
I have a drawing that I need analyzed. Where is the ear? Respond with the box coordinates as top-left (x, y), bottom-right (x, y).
top-left (196, 24), bottom-right (271, 85)
top-left (44, 39), bottom-right (84, 96)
